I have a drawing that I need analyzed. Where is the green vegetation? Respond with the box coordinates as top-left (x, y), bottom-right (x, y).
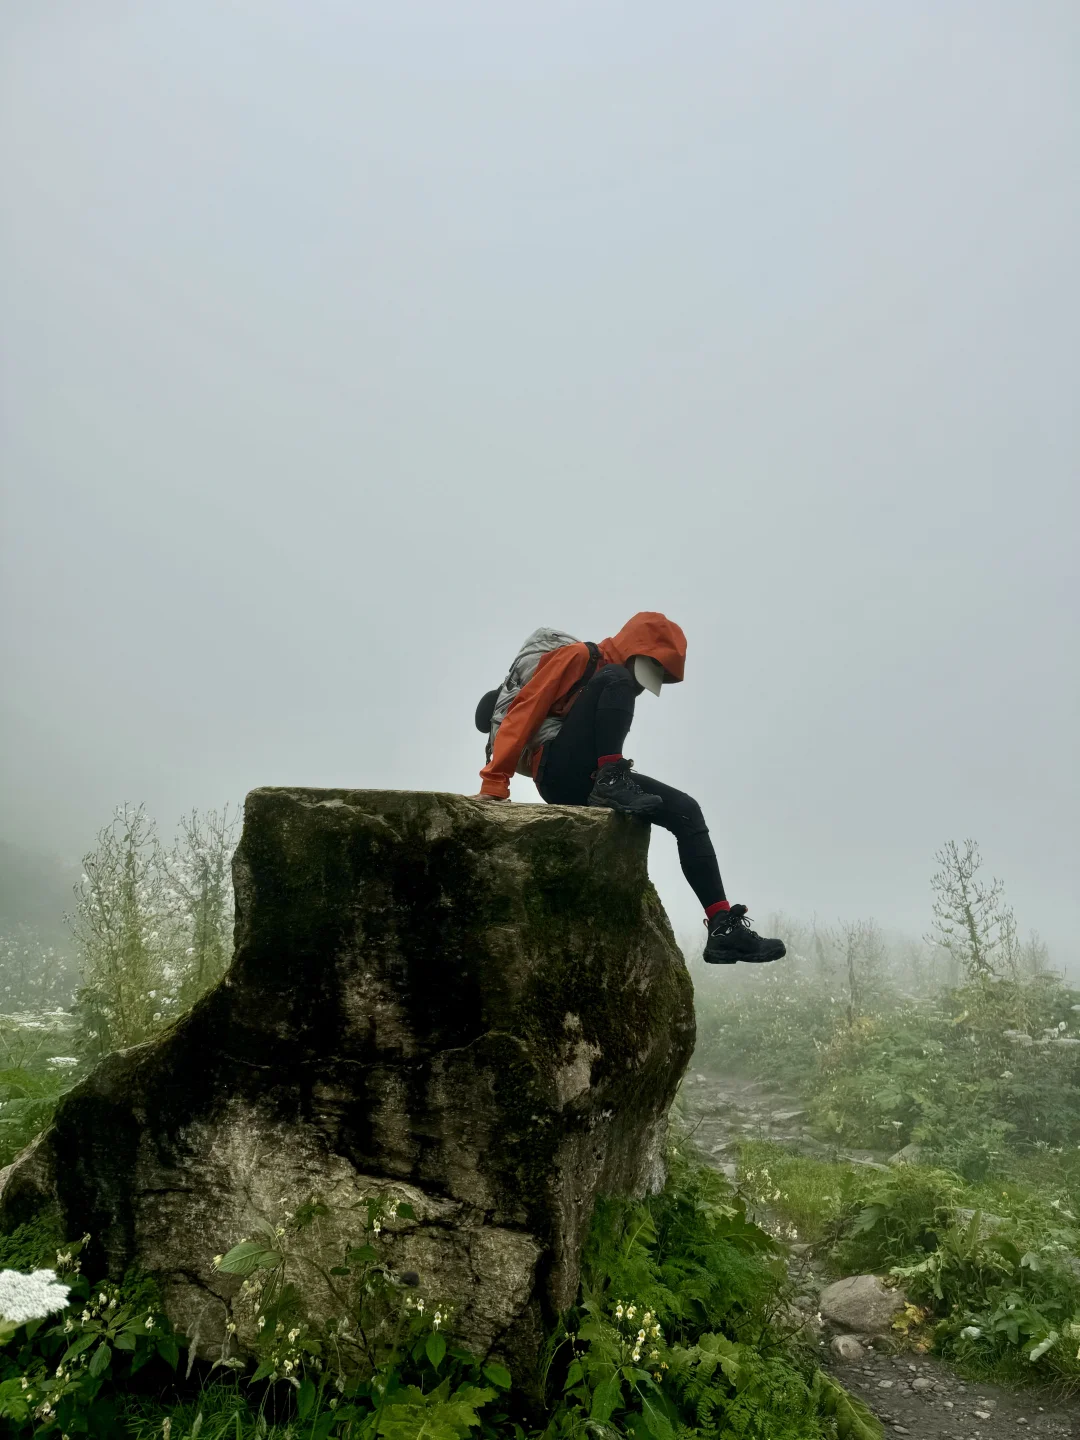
top-left (0, 1144), bottom-right (880, 1439)
top-left (690, 839), bottom-right (1080, 1394)
top-left (0, 804), bottom-right (238, 1165)
top-left (72, 804), bottom-right (238, 1061)
top-left (0, 1011), bottom-right (81, 1170)
top-left (1, 819), bottom-right (1072, 1426)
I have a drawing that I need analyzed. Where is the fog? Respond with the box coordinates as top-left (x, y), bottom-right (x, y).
top-left (2, 1), bottom-right (1077, 962)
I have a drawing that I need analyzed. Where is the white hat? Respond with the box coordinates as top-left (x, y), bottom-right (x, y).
top-left (633, 655), bottom-right (664, 697)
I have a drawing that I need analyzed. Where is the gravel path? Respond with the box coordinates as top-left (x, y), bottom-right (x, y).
top-left (679, 1069), bottom-right (1080, 1439)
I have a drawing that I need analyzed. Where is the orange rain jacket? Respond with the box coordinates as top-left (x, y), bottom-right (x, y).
top-left (478, 611), bottom-right (687, 799)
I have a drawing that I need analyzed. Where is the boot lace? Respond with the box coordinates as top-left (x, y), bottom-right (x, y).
top-left (705, 904), bottom-right (756, 935)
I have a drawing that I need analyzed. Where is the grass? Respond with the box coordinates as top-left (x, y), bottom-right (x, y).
top-left (731, 1140), bottom-right (1080, 1396)
top-left (735, 1142), bottom-right (853, 1246)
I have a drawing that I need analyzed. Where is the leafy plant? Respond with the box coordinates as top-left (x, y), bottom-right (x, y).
top-left (546, 1142), bottom-right (882, 1438)
top-left (0, 1236), bottom-right (181, 1434)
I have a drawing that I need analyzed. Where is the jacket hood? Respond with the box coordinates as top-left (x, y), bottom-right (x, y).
top-left (602, 612), bottom-right (686, 683)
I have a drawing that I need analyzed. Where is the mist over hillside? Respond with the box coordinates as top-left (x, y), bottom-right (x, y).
top-left (0, 840), bottom-right (77, 950)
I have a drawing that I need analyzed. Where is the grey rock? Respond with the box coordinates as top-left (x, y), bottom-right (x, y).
top-left (0, 789), bottom-right (695, 1384)
top-left (819, 1274), bottom-right (907, 1333)
top-left (888, 1143), bottom-right (927, 1166)
top-left (911, 1377), bottom-right (934, 1391)
top-left (835, 1330), bottom-right (869, 1353)
top-left (955, 1206), bottom-right (1006, 1232)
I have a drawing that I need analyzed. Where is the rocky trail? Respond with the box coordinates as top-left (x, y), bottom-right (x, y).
top-left (679, 1070), bottom-right (1079, 1439)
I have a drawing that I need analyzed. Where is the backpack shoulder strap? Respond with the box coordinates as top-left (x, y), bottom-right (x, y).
top-left (557, 641), bottom-right (601, 706)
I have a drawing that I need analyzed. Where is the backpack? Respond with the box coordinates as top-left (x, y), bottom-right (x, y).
top-left (475, 629), bottom-right (601, 774)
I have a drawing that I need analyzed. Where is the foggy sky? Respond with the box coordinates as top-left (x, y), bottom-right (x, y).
top-left (2, 2), bottom-right (1077, 963)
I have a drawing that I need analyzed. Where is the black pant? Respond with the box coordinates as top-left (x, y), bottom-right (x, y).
top-left (536, 664), bottom-right (726, 908)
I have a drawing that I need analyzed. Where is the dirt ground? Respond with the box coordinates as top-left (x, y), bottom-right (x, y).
top-left (825, 1337), bottom-right (1076, 1437)
top-left (679, 1070), bottom-right (1080, 1439)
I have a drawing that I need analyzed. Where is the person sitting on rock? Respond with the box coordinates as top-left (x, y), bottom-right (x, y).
top-left (472, 612), bottom-right (786, 966)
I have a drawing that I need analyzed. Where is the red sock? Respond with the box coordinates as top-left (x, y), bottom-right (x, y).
top-left (705, 900), bottom-right (730, 919)
top-left (597, 753), bottom-right (623, 769)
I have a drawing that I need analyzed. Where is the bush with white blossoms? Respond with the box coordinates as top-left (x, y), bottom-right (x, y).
top-left (209, 1190), bottom-right (509, 1435)
top-left (211, 1190), bottom-right (459, 1388)
top-left (0, 1233), bottom-right (180, 1432)
top-left (0, 1269), bottom-right (70, 1328)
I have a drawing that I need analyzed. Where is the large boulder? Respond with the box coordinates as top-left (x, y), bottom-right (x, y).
top-left (818, 1274), bottom-right (907, 1334)
top-left (0, 789), bottom-right (694, 1380)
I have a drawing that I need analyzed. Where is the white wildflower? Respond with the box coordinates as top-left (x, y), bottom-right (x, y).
top-left (615, 1303), bottom-right (624, 1319)
top-left (0, 1269), bottom-right (72, 1325)
top-left (288, 1328), bottom-right (300, 1343)
top-left (145, 1313), bottom-right (155, 1329)
top-left (626, 1305), bottom-right (636, 1319)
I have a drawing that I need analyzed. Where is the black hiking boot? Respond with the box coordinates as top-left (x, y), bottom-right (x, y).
top-left (587, 758), bottom-right (663, 817)
top-left (703, 905), bottom-right (786, 965)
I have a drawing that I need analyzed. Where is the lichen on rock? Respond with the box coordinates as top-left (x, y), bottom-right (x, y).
top-left (0, 789), bottom-right (694, 1379)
